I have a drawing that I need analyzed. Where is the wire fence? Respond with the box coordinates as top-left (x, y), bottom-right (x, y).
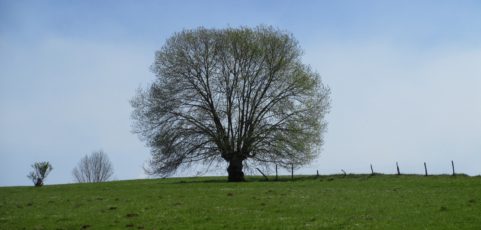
top-left (257, 160), bottom-right (461, 181)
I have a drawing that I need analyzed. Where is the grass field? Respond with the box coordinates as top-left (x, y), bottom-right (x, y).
top-left (1, 174), bottom-right (480, 229)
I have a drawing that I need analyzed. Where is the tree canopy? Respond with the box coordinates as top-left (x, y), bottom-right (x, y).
top-left (131, 26), bottom-right (330, 181)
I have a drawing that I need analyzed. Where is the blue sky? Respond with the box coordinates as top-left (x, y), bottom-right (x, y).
top-left (1, 0), bottom-right (480, 186)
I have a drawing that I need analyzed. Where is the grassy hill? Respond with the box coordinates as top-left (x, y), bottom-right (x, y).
top-left (1, 174), bottom-right (480, 229)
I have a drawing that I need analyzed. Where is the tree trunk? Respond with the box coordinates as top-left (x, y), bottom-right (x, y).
top-left (227, 158), bottom-right (245, 182)
top-left (34, 178), bottom-right (43, 187)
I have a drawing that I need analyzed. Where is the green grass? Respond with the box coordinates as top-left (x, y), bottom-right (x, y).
top-left (1, 174), bottom-right (480, 229)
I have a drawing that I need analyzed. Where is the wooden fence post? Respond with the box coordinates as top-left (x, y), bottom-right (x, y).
top-left (275, 164), bottom-right (278, 181)
top-left (424, 162), bottom-right (428, 176)
top-left (256, 168), bottom-right (269, 181)
top-left (396, 162), bottom-right (400, 175)
top-left (291, 164), bottom-right (294, 180)
top-left (451, 161), bottom-right (455, 176)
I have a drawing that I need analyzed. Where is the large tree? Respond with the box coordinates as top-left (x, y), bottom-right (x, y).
top-left (131, 26), bottom-right (330, 181)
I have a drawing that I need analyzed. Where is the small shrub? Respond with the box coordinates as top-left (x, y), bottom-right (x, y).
top-left (72, 150), bottom-right (114, 183)
top-left (27, 161), bottom-right (53, 187)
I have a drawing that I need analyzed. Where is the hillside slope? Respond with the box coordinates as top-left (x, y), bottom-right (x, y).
top-left (1, 175), bottom-right (480, 229)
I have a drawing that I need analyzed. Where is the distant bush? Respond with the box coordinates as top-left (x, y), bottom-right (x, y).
top-left (72, 150), bottom-right (114, 183)
top-left (27, 161), bottom-right (53, 187)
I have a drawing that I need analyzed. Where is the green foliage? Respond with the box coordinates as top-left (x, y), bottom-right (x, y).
top-left (131, 26), bottom-right (330, 179)
top-left (2, 175), bottom-right (480, 229)
top-left (27, 161), bottom-right (53, 187)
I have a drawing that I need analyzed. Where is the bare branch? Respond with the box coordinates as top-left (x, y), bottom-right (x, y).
top-left (72, 150), bottom-right (114, 183)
